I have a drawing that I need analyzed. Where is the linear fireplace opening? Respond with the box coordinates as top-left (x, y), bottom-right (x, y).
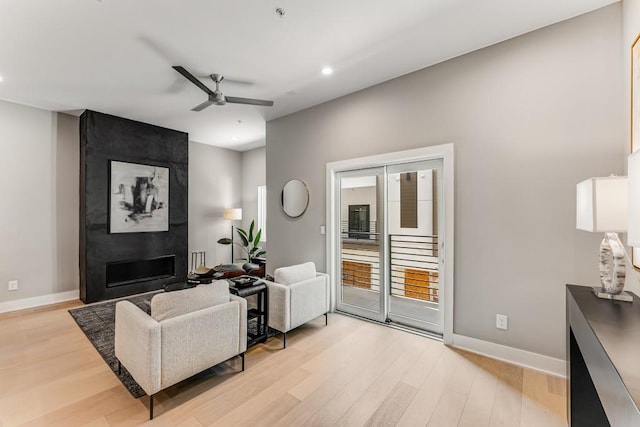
top-left (106, 255), bottom-right (176, 288)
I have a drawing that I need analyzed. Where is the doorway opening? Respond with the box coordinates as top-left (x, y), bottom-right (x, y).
top-left (326, 145), bottom-right (454, 342)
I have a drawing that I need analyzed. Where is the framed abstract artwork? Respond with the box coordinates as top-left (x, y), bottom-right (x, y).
top-left (109, 160), bottom-right (169, 233)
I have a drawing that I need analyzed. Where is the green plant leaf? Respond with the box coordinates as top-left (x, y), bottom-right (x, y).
top-left (253, 229), bottom-right (262, 246)
top-left (248, 221), bottom-right (255, 242)
top-left (236, 229), bottom-right (249, 247)
top-left (217, 238), bottom-right (232, 245)
top-left (237, 227), bottom-right (248, 239)
top-left (249, 246), bottom-right (260, 255)
top-left (255, 250), bottom-right (266, 257)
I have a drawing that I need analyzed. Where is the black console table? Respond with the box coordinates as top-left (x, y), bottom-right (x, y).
top-left (229, 280), bottom-right (269, 348)
top-left (566, 285), bottom-right (640, 426)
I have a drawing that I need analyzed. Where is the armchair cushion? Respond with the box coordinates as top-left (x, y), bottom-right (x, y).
top-left (274, 262), bottom-right (316, 285)
top-left (150, 281), bottom-right (229, 321)
top-left (159, 301), bottom-right (240, 389)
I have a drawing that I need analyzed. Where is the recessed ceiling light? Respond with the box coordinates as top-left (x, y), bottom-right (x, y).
top-left (321, 67), bottom-right (333, 76)
top-left (0, 75), bottom-right (3, 82)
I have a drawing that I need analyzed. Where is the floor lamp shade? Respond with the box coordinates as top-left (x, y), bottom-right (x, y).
top-left (223, 208), bottom-right (242, 221)
top-left (629, 151), bottom-right (640, 246)
top-left (223, 208), bottom-right (242, 263)
top-left (576, 176), bottom-right (627, 233)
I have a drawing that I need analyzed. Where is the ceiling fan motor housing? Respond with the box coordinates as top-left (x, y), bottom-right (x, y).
top-left (212, 92), bottom-right (226, 105)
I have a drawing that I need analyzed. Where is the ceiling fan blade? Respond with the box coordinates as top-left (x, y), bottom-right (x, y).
top-left (172, 66), bottom-right (213, 95)
top-left (225, 96), bottom-right (274, 107)
top-left (198, 75), bottom-right (254, 86)
top-left (191, 99), bottom-right (215, 111)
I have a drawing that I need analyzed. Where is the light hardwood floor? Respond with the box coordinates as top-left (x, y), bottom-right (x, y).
top-left (0, 301), bottom-right (567, 426)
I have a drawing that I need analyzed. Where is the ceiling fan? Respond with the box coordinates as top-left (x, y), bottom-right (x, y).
top-left (172, 65), bottom-right (274, 111)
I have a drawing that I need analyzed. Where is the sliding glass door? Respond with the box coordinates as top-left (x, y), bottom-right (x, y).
top-left (387, 160), bottom-right (443, 334)
top-left (333, 159), bottom-right (444, 336)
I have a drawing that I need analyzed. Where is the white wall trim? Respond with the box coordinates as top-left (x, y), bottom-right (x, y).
top-left (452, 333), bottom-right (566, 378)
top-left (0, 290), bottom-right (79, 314)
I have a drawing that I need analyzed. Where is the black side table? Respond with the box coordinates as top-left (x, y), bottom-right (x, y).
top-left (229, 280), bottom-right (269, 348)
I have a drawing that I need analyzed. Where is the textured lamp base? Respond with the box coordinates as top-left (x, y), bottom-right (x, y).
top-left (599, 232), bottom-right (627, 297)
top-left (592, 287), bottom-right (634, 302)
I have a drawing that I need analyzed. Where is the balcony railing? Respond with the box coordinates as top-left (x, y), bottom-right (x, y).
top-left (390, 234), bottom-right (439, 303)
top-left (341, 220), bottom-right (377, 241)
top-left (341, 229), bottom-right (380, 292)
top-left (339, 229), bottom-right (439, 304)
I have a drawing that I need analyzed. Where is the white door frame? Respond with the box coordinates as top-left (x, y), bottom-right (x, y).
top-left (326, 144), bottom-right (455, 344)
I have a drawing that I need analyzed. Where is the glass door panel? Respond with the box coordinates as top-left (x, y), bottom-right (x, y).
top-left (336, 168), bottom-right (385, 322)
top-left (387, 160), bottom-right (443, 334)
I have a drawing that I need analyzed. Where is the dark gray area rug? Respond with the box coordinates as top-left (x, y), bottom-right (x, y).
top-left (68, 292), bottom-right (156, 398)
top-left (68, 291), bottom-right (277, 398)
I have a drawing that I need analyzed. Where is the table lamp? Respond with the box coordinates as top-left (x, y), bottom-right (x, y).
top-left (576, 175), bottom-right (631, 301)
top-left (223, 208), bottom-right (242, 263)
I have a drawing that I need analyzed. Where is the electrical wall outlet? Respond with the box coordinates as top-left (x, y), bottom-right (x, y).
top-left (496, 314), bottom-right (508, 330)
top-left (8, 280), bottom-right (18, 291)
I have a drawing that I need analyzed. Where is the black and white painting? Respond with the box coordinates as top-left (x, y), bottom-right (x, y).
top-left (110, 161), bottom-right (169, 233)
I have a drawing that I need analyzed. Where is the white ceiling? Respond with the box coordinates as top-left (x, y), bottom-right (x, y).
top-left (0, 0), bottom-right (617, 151)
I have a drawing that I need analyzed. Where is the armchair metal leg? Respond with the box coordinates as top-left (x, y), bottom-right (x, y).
top-left (149, 394), bottom-right (154, 420)
top-left (325, 312), bottom-right (328, 326)
top-left (283, 332), bottom-right (287, 349)
top-left (241, 352), bottom-right (245, 371)
top-left (117, 360), bottom-right (121, 376)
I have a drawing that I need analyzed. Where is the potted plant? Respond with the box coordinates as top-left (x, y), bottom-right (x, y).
top-left (217, 220), bottom-right (266, 262)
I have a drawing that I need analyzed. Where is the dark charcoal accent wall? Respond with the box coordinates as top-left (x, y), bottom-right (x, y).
top-left (80, 110), bottom-right (188, 303)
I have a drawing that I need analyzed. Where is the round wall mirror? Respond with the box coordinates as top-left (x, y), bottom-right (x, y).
top-left (281, 179), bottom-right (309, 218)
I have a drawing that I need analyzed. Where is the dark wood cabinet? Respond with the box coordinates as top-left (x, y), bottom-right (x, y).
top-left (566, 285), bottom-right (640, 426)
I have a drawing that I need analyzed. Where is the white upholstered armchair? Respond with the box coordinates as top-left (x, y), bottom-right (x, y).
top-left (263, 262), bottom-right (330, 348)
top-left (114, 281), bottom-right (247, 419)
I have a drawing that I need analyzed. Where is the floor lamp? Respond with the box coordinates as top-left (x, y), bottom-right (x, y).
top-left (223, 208), bottom-right (242, 263)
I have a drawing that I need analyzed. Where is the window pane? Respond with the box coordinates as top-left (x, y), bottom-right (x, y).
top-left (258, 185), bottom-right (267, 241)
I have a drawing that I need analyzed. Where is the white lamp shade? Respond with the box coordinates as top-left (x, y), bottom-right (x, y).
top-left (576, 176), bottom-right (627, 233)
top-left (629, 151), bottom-right (640, 245)
top-left (223, 208), bottom-right (242, 221)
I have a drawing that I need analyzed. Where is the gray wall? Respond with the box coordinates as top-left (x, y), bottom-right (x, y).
top-left (266, 4), bottom-right (624, 360)
top-left (189, 141), bottom-right (243, 266)
top-left (56, 113), bottom-right (80, 295)
top-left (0, 102), bottom-right (79, 302)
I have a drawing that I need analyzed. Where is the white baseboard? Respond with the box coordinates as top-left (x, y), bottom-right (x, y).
top-left (452, 333), bottom-right (566, 378)
top-left (0, 290), bottom-right (79, 314)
